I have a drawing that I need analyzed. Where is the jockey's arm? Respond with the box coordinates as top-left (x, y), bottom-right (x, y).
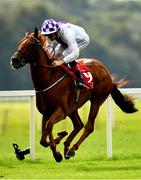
top-left (62, 30), bottom-right (79, 64)
top-left (55, 44), bottom-right (66, 60)
top-left (55, 29), bottom-right (79, 64)
top-left (44, 37), bottom-right (54, 54)
top-left (44, 38), bottom-right (64, 60)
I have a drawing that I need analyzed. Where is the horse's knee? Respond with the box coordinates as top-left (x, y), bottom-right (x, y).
top-left (40, 140), bottom-right (49, 147)
top-left (45, 121), bottom-right (53, 131)
top-left (64, 140), bottom-right (70, 147)
top-left (89, 127), bottom-right (94, 134)
top-left (79, 121), bottom-right (84, 130)
top-left (75, 121), bottom-right (84, 132)
top-left (85, 125), bottom-right (94, 134)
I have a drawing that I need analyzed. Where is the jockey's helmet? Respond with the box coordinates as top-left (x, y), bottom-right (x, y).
top-left (41, 19), bottom-right (59, 35)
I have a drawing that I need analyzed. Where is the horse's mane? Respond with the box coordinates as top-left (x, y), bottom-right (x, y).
top-left (27, 31), bottom-right (55, 66)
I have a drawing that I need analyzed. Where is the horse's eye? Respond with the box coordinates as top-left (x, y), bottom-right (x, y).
top-left (29, 44), bottom-right (36, 48)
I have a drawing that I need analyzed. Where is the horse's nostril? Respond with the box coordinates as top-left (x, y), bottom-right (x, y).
top-left (11, 58), bottom-right (20, 69)
top-left (11, 57), bottom-right (19, 63)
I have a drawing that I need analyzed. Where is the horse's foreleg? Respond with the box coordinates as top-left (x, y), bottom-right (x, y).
top-left (66, 102), bottom-right (100, 158)
top-left (40, 116), bottom-right (49, 147)
top-left (64, 110), bottom-right (84, 159)
top-left (54, 131), bottom-right (68, 145)
top-left (46, 107), bottom-right (65, 162)
top-left (40, 116), bottom-right (68, 147)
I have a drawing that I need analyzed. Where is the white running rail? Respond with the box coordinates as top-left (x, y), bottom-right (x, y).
top-left (106, 88), bottom-right (141, 158)
top-left (0, 88), bottom-right (141, 160)
top-left (0, 90), bottom-right (35, 160)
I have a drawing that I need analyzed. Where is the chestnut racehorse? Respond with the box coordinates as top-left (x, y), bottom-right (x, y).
top-left (11, 28), bottom-right (137, 162)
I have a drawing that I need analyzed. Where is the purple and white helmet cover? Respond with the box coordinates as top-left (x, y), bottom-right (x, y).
top-left (41, 19), bottom-right (59, 35)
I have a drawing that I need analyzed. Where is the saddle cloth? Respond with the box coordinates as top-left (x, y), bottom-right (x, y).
top-left (78, 63), bottom-right (94, 90)
top-left (61, 63), bottom-right (94, 90)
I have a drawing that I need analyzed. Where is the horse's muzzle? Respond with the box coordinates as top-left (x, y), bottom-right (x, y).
top-left (10, 57), bottom-right (21, 69)
top-left (11, 54), bottom-right (27, 69)
top-left (11, 50), bottom-right (26, 69)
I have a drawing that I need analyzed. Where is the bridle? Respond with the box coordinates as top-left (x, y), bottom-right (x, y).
top-left (25, 36), bottom-right (56, 67)
top-left (23, 36), bottom-right (42, 64)
top-left (12, 34), bottom-right (67, 93)
top-left (24, 35), bottom-right (67, 93)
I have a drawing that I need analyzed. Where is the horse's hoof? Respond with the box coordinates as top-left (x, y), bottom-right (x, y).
top-left (64, 147), bottom-right (70, 159)
top-left (66, 149), bottom-right (75, 158)
top-left (64, 154), bottom-right (70, 160)
top-left (57, 131), bottom-right (68, 137)
top-left (40, 141), bottom-right (49, 148)
top-left (54, 152), bottom-right (63, 163)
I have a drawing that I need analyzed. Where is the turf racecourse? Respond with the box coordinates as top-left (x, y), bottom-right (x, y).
top-left (0, 100), bottom-right (141, 179)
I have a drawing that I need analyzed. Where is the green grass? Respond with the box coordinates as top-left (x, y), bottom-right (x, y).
top-left (0, 100), bottom-right (141, 179)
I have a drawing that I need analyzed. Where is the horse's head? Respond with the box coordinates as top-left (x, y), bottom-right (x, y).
top-left (11, 28), bottom-right (46, 69)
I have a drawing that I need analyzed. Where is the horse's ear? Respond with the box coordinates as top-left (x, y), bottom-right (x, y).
top-left (34, 27), bottom-right (38, 38)
top-left (26, 32), bottom-right (30, 37)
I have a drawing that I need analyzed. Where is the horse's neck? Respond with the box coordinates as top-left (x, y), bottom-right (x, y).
top-left (30, 49), bottom-right (62, 91)
top-left (29, 50), bottom-right (51, 90)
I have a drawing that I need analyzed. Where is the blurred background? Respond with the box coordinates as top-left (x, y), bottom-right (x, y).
top-left (0, 1), bottom-right (141, 175)
top-left (0, 0), bottom-right (141, 90)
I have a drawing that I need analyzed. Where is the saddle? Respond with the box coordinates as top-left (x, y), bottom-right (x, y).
top-left (61, 63), bottom-right (94, 90)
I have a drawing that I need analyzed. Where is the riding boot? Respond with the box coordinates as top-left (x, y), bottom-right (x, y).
top-left (69, 61), bottom-right (87, 89)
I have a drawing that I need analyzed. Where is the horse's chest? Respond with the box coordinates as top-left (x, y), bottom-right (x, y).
top-left (36, 94), bottom-right (55, 115)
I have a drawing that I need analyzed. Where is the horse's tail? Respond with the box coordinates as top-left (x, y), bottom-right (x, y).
top-left (111, 83), bottom-right (138, 113)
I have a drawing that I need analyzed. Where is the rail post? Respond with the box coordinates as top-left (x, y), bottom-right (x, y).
top-left (106, 95), bottom-right (113, 158)
top-left (30, 95), bottom-right (35, 160)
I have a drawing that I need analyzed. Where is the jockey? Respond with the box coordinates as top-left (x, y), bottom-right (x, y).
top-left (41, 19), bottom-right (90, 88)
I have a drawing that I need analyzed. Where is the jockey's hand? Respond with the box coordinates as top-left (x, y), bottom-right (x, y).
top-left (51, 60), bottom-right (64, 67)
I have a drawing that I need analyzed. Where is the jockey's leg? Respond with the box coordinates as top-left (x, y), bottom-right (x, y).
top-left (69, 61), bottom-right (87, 89)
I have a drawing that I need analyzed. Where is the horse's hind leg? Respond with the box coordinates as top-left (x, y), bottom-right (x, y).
top-left (64, 110), bottom-right (84, 159)
top-left (66, 101), bottom-right (100, 158)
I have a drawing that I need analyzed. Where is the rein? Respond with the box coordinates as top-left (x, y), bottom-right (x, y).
top-left (27, 35), bottom-right (67, 93)
top-left (35, 73), bottom-right (67, 93)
